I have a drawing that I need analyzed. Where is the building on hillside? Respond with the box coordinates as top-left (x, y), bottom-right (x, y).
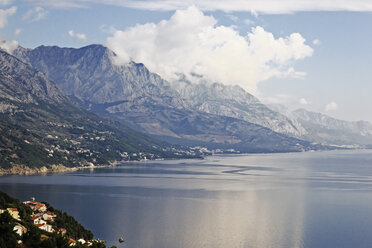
top-left (42, 211), bottom-right (56, 221)
top-left (32, 216), bottom-right (46, 225)
top-left (7, 208), bottom-right (20, 220)
top-left (68, 238), bottom-right (77, 246)
top-left (23, 201), bottom-right (47, 212)
top-left (37, 223), bottom-right (54, 233)
top-left (58, 228), bottom-right (67, 236)
top-left (77, 239), bottom-right (86, 244)
top-left (13, 224), bottom-right (27, 236)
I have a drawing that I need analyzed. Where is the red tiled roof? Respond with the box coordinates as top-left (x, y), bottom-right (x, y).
top-left (68, 239), bottom-right (77, 244)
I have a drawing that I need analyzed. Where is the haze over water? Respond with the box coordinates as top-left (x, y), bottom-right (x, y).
top-left (1, 150), bottom-right (372, 248)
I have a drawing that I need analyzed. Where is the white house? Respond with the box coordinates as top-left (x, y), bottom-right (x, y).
top-left (77, 239), bottom-right (86, 244)
top-left (13, 224), bottom-right (27, 236)
top-left (37, 224), bottom-right (54, 233)
top-left (7, 208), bottom-right (20, 221)
top-left (32, 216), bottom-right (46, 225)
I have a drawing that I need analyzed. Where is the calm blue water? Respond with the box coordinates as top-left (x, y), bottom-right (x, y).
top-left (2, 150), bottom-right (372, 248)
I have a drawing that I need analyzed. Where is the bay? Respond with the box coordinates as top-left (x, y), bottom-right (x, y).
top-left (1, 150), bottom-right (372, 248)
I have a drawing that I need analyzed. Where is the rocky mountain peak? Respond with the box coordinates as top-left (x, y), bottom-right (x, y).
top-left (0, 50), bottom-right (69, 104)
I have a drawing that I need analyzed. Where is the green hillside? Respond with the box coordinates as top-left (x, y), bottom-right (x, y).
top-left (0, 190), bottom-right (112, 248)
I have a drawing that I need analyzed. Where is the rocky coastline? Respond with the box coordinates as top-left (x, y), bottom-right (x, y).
top-left (0, 162), bottom-right (119, 176)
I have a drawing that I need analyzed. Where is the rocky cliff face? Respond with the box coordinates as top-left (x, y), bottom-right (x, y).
top-left (12, 44), bottom-right (319, 152)
top-left (0, 50), bottom-right (68, 104)
top-left (14, 45), bottom-right (183, 106)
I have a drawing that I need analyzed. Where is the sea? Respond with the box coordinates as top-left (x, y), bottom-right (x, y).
top-left (1, 150), bottom-right (372, 248)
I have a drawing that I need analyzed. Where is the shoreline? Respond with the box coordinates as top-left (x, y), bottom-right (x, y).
top-left (0, 161), bottom-right (121, 177)
top-left (1, 148), bottom-right (367, 177)
top-left (0, 157), bottom-right (199, 176)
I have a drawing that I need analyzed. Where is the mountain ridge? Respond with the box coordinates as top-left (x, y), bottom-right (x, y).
top-left (12, 44), bottom-right (322, 153)
top-left (292, 108), bottom-right (372, 146)
top-left (0, 49), bottom-right (198, 174)
top-left (171, 78), bottom-right (307, 137)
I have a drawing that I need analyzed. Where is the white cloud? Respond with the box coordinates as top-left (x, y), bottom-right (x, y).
top-left (24, 0), bottom-right (372, 13)
top-left (14, 28), bottom-right (21, 36)
top-left (0, 0), bottom-right (14, 6)
top-left (0, 39), bottom-right (19, 53)
top-left (68, 30), bottom-right (87, 42)
top-left (23, 0), bottom-right (86, 9)
top-left (313, 39), bottom-right (321, 45)
top-left (280, 67), bottom-right (307, 80)
top-left (106, 6), bottom-right (313, 93)
top-left (99, 24), bottom-right (117, 34)
top-left (299, 98), bottom-right (308, 105)
top-left (23, 6), bottom-right (48, 22)
top-left (325, 101), bottom-right (338, 111)
top-left (0, 6), bottom-right (16, 28)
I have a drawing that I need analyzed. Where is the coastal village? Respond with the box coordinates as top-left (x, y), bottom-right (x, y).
top-left (0, 197), bottom-right (101, 246)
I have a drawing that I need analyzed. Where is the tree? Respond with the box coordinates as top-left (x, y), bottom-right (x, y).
top-left (0, 212), bottom-right (18, 248)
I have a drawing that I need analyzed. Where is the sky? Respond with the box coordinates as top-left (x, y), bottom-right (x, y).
top-left (1, 0), bottom-right (372, 122)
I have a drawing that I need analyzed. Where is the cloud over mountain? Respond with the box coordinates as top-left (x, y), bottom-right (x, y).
top-left (106, 6), bottom-right (313, 93)
top-left (68, 30), bottom-right (87, 42)
top-left (0, 39), bottom-right (18, 53)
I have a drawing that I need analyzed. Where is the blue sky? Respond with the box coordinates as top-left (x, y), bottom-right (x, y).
top-left (1, 0), bottom-right (372, 122)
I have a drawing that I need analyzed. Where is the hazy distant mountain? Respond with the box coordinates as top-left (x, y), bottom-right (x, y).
top-left (172, 78), bottom-right (307, 137)
top-left (268, 103), bottom-right (372, 146)
top-left (292, 109), bottom-right (372, 146)
top-left (0, 49), bottom-right (195, 172)
top-left (13, 44), bottom-right (320, 153)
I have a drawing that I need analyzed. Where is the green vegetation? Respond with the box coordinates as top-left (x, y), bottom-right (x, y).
top-left (0, 97), bottom-right (201, 172)
top-left (0, 191), bottom-right (113, 248)
top-left (0, 212), bottom-right (19, 248)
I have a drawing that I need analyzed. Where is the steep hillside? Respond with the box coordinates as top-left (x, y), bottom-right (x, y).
top-left (0, 190), bottom-right (109, 247)
top-left (0, 49), bottom-right (196, 174)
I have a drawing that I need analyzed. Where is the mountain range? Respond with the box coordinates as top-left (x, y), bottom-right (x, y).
top-left (12, 44), bottom-right (325, 153)
top-left (0, 48), bottom-right (198, 174)
top-left (1, 42), bottom-right (371, 174)
top-left (292, 108), bottom-right (372, 146)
